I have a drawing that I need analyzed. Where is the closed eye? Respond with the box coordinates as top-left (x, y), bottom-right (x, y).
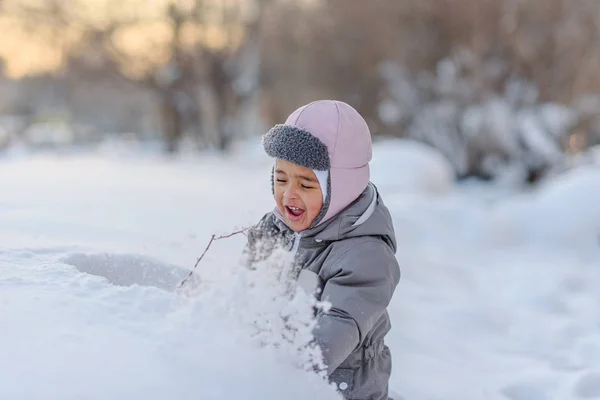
top-left (301, 184), bottom-right (315, 189)
top-left (276, 178), bottom-right (287, 183)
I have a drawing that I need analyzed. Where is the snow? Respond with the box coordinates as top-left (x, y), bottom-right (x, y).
top-left (571, 145), bottom-right (600, 167)
top-left (0, 259), bottom-right (335, 400)
top-left (516, 109), bottom-right (563, 163)
top-left (370, 138), bottom-right (456, 195)
top-left (405, 101), bottom-right (469, 176)
top-left (490, 166), bottom-right (600, 250)
top-left (1, 137), bottom-right (600, 399)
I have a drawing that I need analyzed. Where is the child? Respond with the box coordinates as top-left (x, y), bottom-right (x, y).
top-left (244, 100), bottom-right (401, 400)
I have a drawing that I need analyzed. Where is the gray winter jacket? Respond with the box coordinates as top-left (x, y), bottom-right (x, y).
top-left (244, 183), bottom-right (401, 400)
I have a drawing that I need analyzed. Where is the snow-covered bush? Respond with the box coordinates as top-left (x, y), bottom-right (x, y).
top-left (378, 54), bottom-right (579, 184)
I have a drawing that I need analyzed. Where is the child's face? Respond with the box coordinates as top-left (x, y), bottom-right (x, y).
top-left (274, 159), bottom-right (324, 232)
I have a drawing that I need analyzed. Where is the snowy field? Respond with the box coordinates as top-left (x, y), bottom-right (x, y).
top-left (1, 138), bottom-right (600, 400)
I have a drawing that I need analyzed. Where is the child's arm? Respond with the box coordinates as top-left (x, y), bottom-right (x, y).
top-left (241, 213), bottom-right (273, 269)
top-left (313, 238), bottom-right (400, 373)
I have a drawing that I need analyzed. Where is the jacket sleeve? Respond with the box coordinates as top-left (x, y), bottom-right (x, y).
top-left (241, 212), bottom-right (274, 269)
top-left (313, 239), bottom-right (400, 373)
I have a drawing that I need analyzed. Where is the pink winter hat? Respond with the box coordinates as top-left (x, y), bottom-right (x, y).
top-left (262, 100), bottom-right (372, 226)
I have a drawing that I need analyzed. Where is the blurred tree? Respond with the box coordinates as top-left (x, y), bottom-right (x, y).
top-left (2, 0), bottom-right (271, 152)
top-left (1, 0), bottom-right (599, 179)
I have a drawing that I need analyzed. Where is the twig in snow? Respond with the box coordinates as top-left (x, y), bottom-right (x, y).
top-left (177, 228), bottom-right (249, 290)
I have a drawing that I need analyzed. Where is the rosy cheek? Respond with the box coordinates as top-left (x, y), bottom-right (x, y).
top-left (310, 202), bottom-right (322, 216)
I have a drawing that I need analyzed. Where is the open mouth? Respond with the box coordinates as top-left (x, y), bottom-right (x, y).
top-left (285, 205), bottom-right (305, 222)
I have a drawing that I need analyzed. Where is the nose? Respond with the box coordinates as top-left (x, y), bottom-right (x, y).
top-left (283, 186), bottom-right (299, 201)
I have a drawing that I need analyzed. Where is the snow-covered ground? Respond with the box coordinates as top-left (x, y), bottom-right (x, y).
top-left (1, 138), bottom-right (599, 400)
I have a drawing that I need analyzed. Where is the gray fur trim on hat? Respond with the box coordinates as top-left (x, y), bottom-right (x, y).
top-left (262, 124), bottom-right (330, 171)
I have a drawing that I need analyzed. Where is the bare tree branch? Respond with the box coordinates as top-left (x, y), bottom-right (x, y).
top-left (177, 228), bottom-right (249, 291)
